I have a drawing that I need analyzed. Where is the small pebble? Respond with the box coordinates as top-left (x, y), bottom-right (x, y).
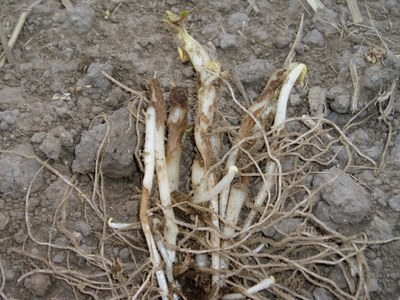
top-left (13, 231), bottom-right (26, 244)
top-left (275, 34), bottom-right (292, 49)
top-left (218, 33), bottom-right (236, 50)
top-left (54, 236), bottom-right (69, 246)
top-left (73, 221), bottom-right (92, 237)
top-left (31, 248), bottom-right (40, 256)
top-left (119, 247), bottom-right (130, 260)
top-left (367, 216), bottom-right (393, 240)
top-left (53, 252), bottom-right (66, 264)
top-left (0, 122), bottom-right (8, 130)
top-left (227, 12), bottom-right (250, 29)
top-left (304, 29), bottom-right (326, 47)
top-left (5, 269), bottom-right (15, 281)
top-left (313, 287), bottom-right (334, 300)
top-left (52, 12), bottom-right (67, 23)
top-left (388, 195), bottom-right (400, 212)
top-left (24, 274), bottom-right (52, 297)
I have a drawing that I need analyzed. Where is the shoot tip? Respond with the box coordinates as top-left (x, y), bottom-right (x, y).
top-left (229, 166), bottom-right (238, 174)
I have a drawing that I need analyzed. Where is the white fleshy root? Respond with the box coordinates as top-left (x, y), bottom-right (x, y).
top-left (153, 222), bottom-right (174, 284)
top-left (166, 150), bottom-right (181, 191)
top-left (221, 187), bottom-right (246, 270)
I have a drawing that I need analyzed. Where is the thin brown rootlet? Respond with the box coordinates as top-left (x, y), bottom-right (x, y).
top-left (5, 87), bottom-right (400, 299)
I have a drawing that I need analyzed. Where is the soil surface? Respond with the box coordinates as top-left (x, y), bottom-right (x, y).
top-left (0, 0), bottom-right (399, 299)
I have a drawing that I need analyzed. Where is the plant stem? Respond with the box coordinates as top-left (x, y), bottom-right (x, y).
top-left (148, 79), bottom-right (179, 271)
top-left (139, 106), bottom-right (169, 299)
top-left (166, 87), bottom-right (188, 192)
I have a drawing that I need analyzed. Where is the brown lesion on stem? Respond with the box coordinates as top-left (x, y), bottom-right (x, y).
top-left (167, 87), bottom-right (188, 156)
top-left (238, 68), bottom-right (287, 139)
top-left (147, 78), bottom-right (166, 128)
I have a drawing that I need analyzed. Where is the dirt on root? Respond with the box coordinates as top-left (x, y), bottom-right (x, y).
top-left (0, 0), bottom-right (400, 299)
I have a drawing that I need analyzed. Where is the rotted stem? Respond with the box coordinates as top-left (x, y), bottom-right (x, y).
top-left (166, 11), bottom-right (223, 283)
top-left (166, 86), bottom-right (188, 192)
top-left (148, 79), bottom-right (179, 273)
top-left (220, 69), bottom-right (287, 218)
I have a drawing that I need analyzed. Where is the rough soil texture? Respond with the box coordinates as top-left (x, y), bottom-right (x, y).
top-left (0, 0), bottom-right (399, 299)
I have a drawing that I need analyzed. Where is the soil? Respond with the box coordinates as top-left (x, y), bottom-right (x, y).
top-left (0, 0), bottom-right (399, 299)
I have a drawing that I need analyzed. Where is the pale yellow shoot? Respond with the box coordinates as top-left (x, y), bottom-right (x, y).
top-left (166, 11), bottom-right (221, 84)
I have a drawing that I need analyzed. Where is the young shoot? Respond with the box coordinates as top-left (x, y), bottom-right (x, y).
top-left (165, 11), bottom-right (221, 84)
top-left (273, 63), bottom-right (307, 131)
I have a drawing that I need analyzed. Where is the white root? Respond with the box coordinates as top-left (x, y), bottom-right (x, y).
top-left (139, 106), bottom-right (169, 299)
top-left (192, 166), bottom-right (238, 204)
top-left (195, 84), bottom-right (219, 164)
top-left (246, 277), bottom-right (275, 294)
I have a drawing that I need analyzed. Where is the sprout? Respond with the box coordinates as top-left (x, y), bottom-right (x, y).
top-left (165, 11), bottom-right (221, 84)
top-left (274, 63), bottom-right (307, 130)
